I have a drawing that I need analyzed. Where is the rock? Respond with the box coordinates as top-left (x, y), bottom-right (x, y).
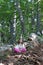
top-left (0, 63), bottom-right (4, 65)
top-left (8, 62), bottom-right (13, 65)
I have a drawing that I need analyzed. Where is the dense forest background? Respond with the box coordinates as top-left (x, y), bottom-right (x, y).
top-left (0, 0), bottom-right (43, 44)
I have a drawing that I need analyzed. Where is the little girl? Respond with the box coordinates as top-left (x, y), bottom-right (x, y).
top-left (13, 35), bottom-right (26, 53)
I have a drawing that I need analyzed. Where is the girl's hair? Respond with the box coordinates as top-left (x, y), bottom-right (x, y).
top-left (17, 39), bottom-right (23, 44)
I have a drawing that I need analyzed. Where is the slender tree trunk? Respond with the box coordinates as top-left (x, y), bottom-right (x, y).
top-left (31, 0), bottom-right (35, 32)
top-left (0, 24), bottom-right (1, 44)
top-left (14, 0), bottom-right (25, 35)
top-left (9, 15), bottom-right (16, 44)
top-left (35, 0), bottom-right (41, 34)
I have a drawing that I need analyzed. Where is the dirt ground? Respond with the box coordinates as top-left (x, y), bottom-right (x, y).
top-left (0, 44), bottom-right (43, 65)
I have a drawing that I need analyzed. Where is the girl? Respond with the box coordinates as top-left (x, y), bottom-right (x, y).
top-left (13, 35), bottom-right (26, 53)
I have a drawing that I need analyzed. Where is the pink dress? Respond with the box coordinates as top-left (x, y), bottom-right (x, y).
top-left (13, 44), bottom-right (26, 53)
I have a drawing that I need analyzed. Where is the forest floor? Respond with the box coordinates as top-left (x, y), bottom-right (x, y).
top-left (0, 44), bottom-right (43, 65)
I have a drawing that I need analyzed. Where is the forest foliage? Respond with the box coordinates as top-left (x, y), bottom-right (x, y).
top-left (0, 0), bottom-right (43, 44)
